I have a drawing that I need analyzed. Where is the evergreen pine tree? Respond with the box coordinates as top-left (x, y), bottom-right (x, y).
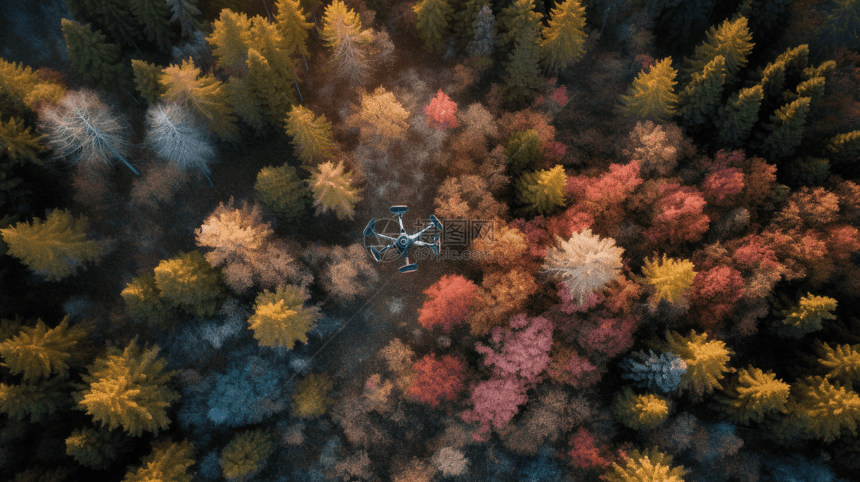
top-left (160, 58), bottom-right (239, 141)
top-left (413, 0), bottom-right (454, 53)
top-left (686, 16), bottom-right (754, 85)
top-left (245, 16), bottom-right (299, 124)
top-left (619, 350), bottom-right (688, 394)
top-left (516, 164), bottom-right (566, 215)
top-left (826, 130), bottom-right (860, 165)
top-left (153, 250), bottom-right (223, 317)
top-left (621, 57), bottom-right (680, 123)
top-left (715, 84), bottom-right (763, 147)
top-left (498, 0), bottom-right (544, 51)
top-left (61, 19), bottom-right (127, 89)
top-left (816, 342), bottom-right (860, 383)
top-left (504, 129), bottom-right (542, 177)
top-left (65, 0), bottom-right (142, 48)
top-left (165, 0), bottom-right (202, 38)
top-left (0, 116), bottom-right (44, 164)
top-left (714, 365), bottom-right (790, 425)
top-left (603, 447), bottom-right (687, 482)
top-left (0, 209), bottom-right (104, 281)
top-left (641, 254), bottom-right (696, 303)
top-left (65, 426), bottom-right (124, 470)
top-left (612, 387), bottom-right (670, 430)
top-left (227, 76), bottom-right (267, 132)
top-left (679, 55), bottom-right (726, 127)
top-left (782, 376), bottom-right (860, 442)
top-left (120, 273), bottom-right (176, 329)
top-left (248, 284), bottom-right (320, 348)
top-left (207, 9), bottom-right (253, 72)
top-left (307, 161), bottom-right (361, 220)
top-left (0, 315), bottom-right (87, 382)
top-left (465, 5), bottom-right (497, 58)
top-left (0, 375), bottom-right (69, 423)
top-left (73, 338), bottom-right (179, 437)
top-left (321, 0), bottom-right (371, 86)
top-left (131, 59), bottom-right (166, 104)
top-left (129, 0), bottom-right (172, 52)
top-left (759, 45), bottom-right (808, 101)
top-left (453, 0), bottom-right (490, 41)
top-left (789, 75), bottom-right (826, 104)
top-left (220, 429), bottom-right (274, 480)
top-left (540, 0), bottom-right (588, 73)
top-left (813, 0), bottom-right (860, 57)
top-left (284, 105), bottom-right (336, 165)
top-left (761, 96), bottom-right (811, 160)
top-left (254, 164), bottom-right (310, 219)
top-left (291, 372), bottom-right (335, 418)
top-left (660, 329), bottom-right (732, 398)
top-left (274, 0), bottom-right (314, 58)
top-left (504, 23), bottom-right (544, 106)
top-left (775, 292), bottom-right (837, 338)
top-left (122, 439), bottom-right (195, 482)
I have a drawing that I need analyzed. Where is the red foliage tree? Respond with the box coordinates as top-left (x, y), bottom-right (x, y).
top-left (702, 166), bottom-right (745, 206)
top-left (461, 376), bottom-right (528, 433)
top-left (548, 347), bottom-right (602, 388)
top-left (825, 225), bottom-right (860, 263)
top-left (688, 265), bottom-right (746, 329)
top-left (510, 208), bottom-right (594, 257)
top-left (424, 89), bottom-right (459, 130)
top-left (645, 185), bottom-right (710, 245)
top-left (731, 234), bottom-right (781, 272)
top-left (407, 354), bottom-right (466, 407)
top-left (566, 160), bottom-right (643, 232)
top-left (475, 314), bottom-right (554, 387)
top-left (417, 275), bottom-right (479, 331)
top-left (569, 428), bottom-right (610, 469)
top-left (582, 313), bottom-right (638, 358)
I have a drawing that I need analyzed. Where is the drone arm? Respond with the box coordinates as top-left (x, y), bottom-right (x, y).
top-left (375, 233), bottom-right (397, 242)
top-left (397, 215), bottom-right (405, 232)
top-left (413, 224), bottom-right (435, 237)
top-left (413, 240), bottom-right (432, 247)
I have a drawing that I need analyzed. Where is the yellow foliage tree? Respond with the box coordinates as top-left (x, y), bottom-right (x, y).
top-left (778, 376), bottom-right (860, 443)
top-left (220, 429), bottom-right (274, 481)
top-left (540, 0), bottom-right (588, 73)
top-left (307, 160), bottom-right (362, 221)
top-left (153, 250), bottom-right (223, 317)
top-left (248, 284), bottom-right (320, 348)
top-left (0, 116), bottom-right (44, 164)
top-left (713, 365), bottom-right (790, 425)
top-left (816, 342), bottom-right (860, 383)
top-left (0, 375), bottom-right (69, 423)
top-left (621, 57), bottom-right (679, 123)
top-left (641, 254), bottom-right (695, 304)
top-left (291, 372), bottom-right (335, 418)
top-left (346, 86), bottom-right (410, 149)
top-left (0, 315), bottom-right (87, 382)
top-left (122, 439), bottom-right (195, 482)
top-left (660, 330), bottom-right (732, 398)
top-left (159, 58), bottom-right (239, 141)
top-left (612, 387), bottom-right (670, 430)
top-left (603, 447), bottom-right (687, 482)
top-left (284, 104), bottom-right (336, 166)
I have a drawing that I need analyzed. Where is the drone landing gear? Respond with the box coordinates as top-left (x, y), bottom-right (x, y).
top-left (398, 259), bottom-right (418, 273)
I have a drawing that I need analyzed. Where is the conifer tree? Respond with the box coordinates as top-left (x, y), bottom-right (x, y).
top-left (227, 76), bottom-right (267, 132)
top-left (826, 130), bottom-right (860, 165)
top-left (129, 0), bottom-right (172, 51)
top-left (248, 284), bottom-right (320, 348)
top-left (255, 164), bottom-right (310, 219)
top-left (714, 366), bottom-right (790, 425)
top-left (789, 75), bottom-right (826, 104)
top-left (346, 86), bottom-right (410, 149)
top-left (761, 96), bottom-right (811, 160)
top-left (504, 24), bottom-right (544, 106)
top-left (207, 9), bottom-right (253, 72)
top-left (291, 372), bottom-right (335, 418)
top-left (498, 0), bottom-right (544, 51)
top-left (61, 19), bottom-right (127, 89)
top-left (307, 161), bottom-right (361, 220)
top-left (715, 84), bottom-right (763, 147)
top-left (131, 59), bottom-right (166, 104)
top-left (73, 338), bottom-right (179, 437)
top-left (153, 250), bottom-right (223, 317)
top-left (275, 0), bottom-right (314, 58)
top-left (686, 16), bottom-right (754, 85)
top-left (65, 426), bottom-right (124, 470)
top-left (465, 4), bottom-right (497, 57)
top-left (454, 0), bottom-right (490, 40)
top-left (65, 0), bottom-right (142, 48)
top-left (166, 0), bottom-right (202, 38)
top-left (120, 273), bottom-right (175, 328)
top-left (0, 209), bottom-right (104, 281)
top-left (612, 387), bottom-right (670, 430)
top-left (661, 329), bottom-right (732, 398)
top-left (641, 254), bottom-right (696, 303)
top-left (159, 58), bottom-right (239, 141)
top-left (781, 376), bottom-right (860, 442)
top-left (620, 350), bottom-right (688, 394)
top-left (321, 0), bottom-right (371, 86)
top-left (284, 105), bottom-right (336, 165)
top-left (0, 315), bottom-right (87, 382)
top-left (516, 164), bottom-right (566, 215)
top-left (122, 439), bottom-right (195, 482)
top-left (414, 0), bottom-right (454, 52)
top-left (504, 129), bottom-right (542, 177)
top-left (775, 292), bottom-right (836, 338)
top-left (0, 375), bottom-right (69, 423)
top-left (0, 116), bottom-right (44, 164)
top-left (603, 447), bottom-right (687, 482)
top-left (679, 55), bottom-right (726, 127)
top-left (245, 17), bottom-right (299, 124)
top-left (621, 57), bottom-right (679, 123)
top-left (816, 342), bottom-right (860, 383)
top-left (220, 429), bottom-right (274, 480)
top-left (759, 45), bottom-right (808, 101)
top-left (540, 0), bottom-right (588, 73)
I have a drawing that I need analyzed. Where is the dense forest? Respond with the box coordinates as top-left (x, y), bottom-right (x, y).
top-left (2, 0), bottom-right (860, 480)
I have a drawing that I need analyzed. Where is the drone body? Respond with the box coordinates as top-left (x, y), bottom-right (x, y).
top-left (363, 206), bottom-right (443, 272)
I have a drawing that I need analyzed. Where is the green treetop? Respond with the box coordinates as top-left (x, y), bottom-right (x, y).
top-left (245, 47), bottom-right (298, 127)
top-left (761, 96), bottom-right (811, 160)
top-left (65, 0), bottom-right (142, 47)
top-left (504, 24), bottom-right (544, 106)
top-left (166, 0), bottom-right (203, 38)
top-left (516, 164), bottom-right (566, 215)
top-left (307, 160), bottom-right (362, 221)
top-left (678, 55), bottom-right (726, 128)
top-left (612, 387), bottom-right (670, 430)
top-left (780, 376), bottom-right (860, 443)
top-left (159, 58), bottom-right (239, 141)
top-left (540, 0), bottom-right (588, 73)
top-left (453, 0), bottom-right (491, 40)
top-left (660, 329), bottom-right (732, 398)
top-left (641, 254), bottom-right (696, 304)
top-left (122, 439), bottom-right (195, 482)
top-left (227, 76), bottom-right (267, 133)
top-left (248, 284), bottom-right (321, 348)
top-left (0, 209), bottom-right (104, 281)
top-left (255, 164), bottom-right (310, 220)
top-left (220, 429), bottom-right (274, 480)
top-left (686, 16), bottom-right (753, 85)
top-left (714, 365), bottom-right (790, 425)
top-left (715, 84), bottom-right (763, 147)
top-left (129, 0), bottom-right (172, 51)
top-left (504, 129), bottom-right (542, 177)
top-left (776, 292), bottom-right (837, 338)
top-left (131, 59), bottom-right (166, 104)
top-left (498, 0), bottom-right (544, 51)
top-left (816, 342), bottom-right (860, 383)
top-left (621, 57), bottom-right (679, 123)
top-left (291, 372), bottom-right (335, 418)
top-left (65, 426), bottom-right (124, 470)
top-left (73, 338), bottom-right (179, 437)
top-left (0, 375), bottom-right (70, 423)
top-left (603, 447), bottom-right (687, 482)
top-left (121, 273), bottom-right (176, 329)
top-left (0, 116), bottom-right (44, 165)
top-left (0, 315), bottom-right (87, 382)
top-left (759, 45), bottom-right (809, 101)
top-left (413, 0), bottom-right (454, 53)
top-left (826, 130), bottom-right (860, 165)
top-left (274, 0), bottom-right (314, 57)
top-left (61, 19), bottom-right (127, 89)
top-left (153, 250), bottom-right (223, 317)
top-left (285, 105), bottom-right (336, 165)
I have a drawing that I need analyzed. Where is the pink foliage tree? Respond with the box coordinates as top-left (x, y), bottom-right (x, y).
top-left (424, 89), bottom-right (459, 130)
top-left (582, 313), bottom-right (638, 358)
top-left (824, 225), bottom-right (860, 263)
top-left (554, 282), bottom-right (604, 314)
top-left (417, 274), bottom-right (479, 331)
top-left (407, 354), bottom-right (466, 408)
top-left (475, 314), bottom-right (554, 387)
top-left (510, 208), bottom-right (594, 257)
top-left (568, 428), bottom-right (610, 469)
top-left (645, 185), bottom-right (710, 245)
top-left (688, 265), bottom-right (746, 329)
top-left (461, 376), bottom-right (528, 433)
top-left (732, 235), bottom-right (781, 272)
top-left (566, 160), bottom-right (643, 232)
top-left (702, 166), bottom-right (745, 206)
top-left (548, 349), bottom-right (602, 388)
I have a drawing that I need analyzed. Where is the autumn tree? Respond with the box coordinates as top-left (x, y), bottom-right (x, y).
top-left (621, 57), bottom-right (679, 123)
top-left (775, 292), bottom-right (837, 338)
top-left (761, 96), bottom-right (811, 160)
top-left (619, 349), bottom-right (688, 394)
top-left (145, 103), bottom-right (215, 186)
top-left (816, 342), bottom-right (860, 383)
top-left (0, 58), bottom-right (66, 110)
top-left (568, 428), bottom-right (609, 469)
top-left (407, 354), bottom-right (465, 407)
top-left (413, 0), bottom-right (454, 52)
top-left (516, 164), bottom-right (566, 215)
top-left (0, 316), bottom-right (87, 382)
top-left (465, 5), bottom-right (497, 57)
top-left (433, 174), bottom-right (508, 221)
top-left (476, 314), bottom-right (553, 387)
top-left (207, 9), bottom-right (253, 72)
top-left (1, 209), bottom-right (104, 281)
top-left (621, 120), bottom-right (696, 177)
top-left (159, 58), bottom-right (239, 141)
top-left (541, 228), bottom-right (623, 305)
top-left (646, 186), bottom-right (710, 246)
top-left (504, 129), bottom-right (542, 177)
top-left (61, 19), bottom-right (127, 89)
top-left (346, 86), bottom-right (409, 149)
top-left (121, 274), bottom-right (175, 328)
top-left (220, 429), bottom-right (274, 480)
top-left (641, 254), bottom-right (695, 304)
top-left (122, 439), bottom-right (195, 482)
top-left (687, 265), bottom-right (745, 329)
top-left (243, 16), bottom-right (300, 125)
top-left (248, 284), bottom-right (320, 348)
top-left (659, 329), bottom-right (732, 398)
top-left (73, 338), bottom-right (179, 437)
top-left (417, 274), bottom-right (479, 331)
top-left (307, 160), bottom-right (361, 221)
top-left (424, 89), bottom-right (459, 130)
top-left (602, 447), bottom-right (687, 482)
top-left (65, 426), bottom-right (124, 470)
top-left (274, 0), bottom-right (314, 58)
top-left (778, 376), bottom-right (860, 443)
top-left (318, 243), bottom-right (379, 303)
top-left (291, 373), bottom-right (335, 418)
top-left (467, 268), bottom-right (537, 335)
top-left (612, 387), bottom-right (670, 430)
top-left (686, 16), bottom-right (754, 85)
top-left (254, 164), bottom-right (310, 219)
top-left (461, 376), bottom-right (529, 433)
top-left (0, 375), bottom-right (69, 423)
top-left (713, 365), bottom-right (790, 425)
top-left (470, 221), bottom-right (529, 271)
top-left (153, 250), bottom-right (223, 317)
top-left (0, 116), bottom-right (44, 166)
top-left (131, 59), bottom-right (166, 103)
top-left (540, 0), bottom-right (587, 73)
top-left (284, 105), bottom-right (336, 166)
top-left (321, 0), bottom-right (372, 85)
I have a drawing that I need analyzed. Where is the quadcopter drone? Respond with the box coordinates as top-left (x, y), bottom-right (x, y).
top-left (363, 205), bottom-right (443, 273)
